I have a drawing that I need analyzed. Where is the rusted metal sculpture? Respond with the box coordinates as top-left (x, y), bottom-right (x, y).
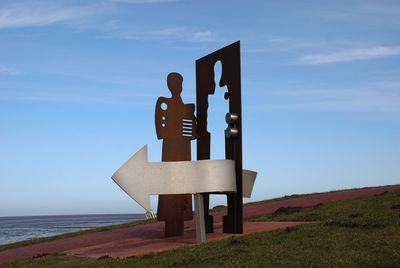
top-left (155, 72), bottom-right (197, 237)
top-left (196, 41), bottom-right (243, 234)
top-left (113, 41), bottom-right (256, 242)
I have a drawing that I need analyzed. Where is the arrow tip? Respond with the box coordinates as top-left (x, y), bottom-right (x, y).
top-left (111, 144), bottom-right (151, 212)
top-left (243, 169), bottom-right (257, 198)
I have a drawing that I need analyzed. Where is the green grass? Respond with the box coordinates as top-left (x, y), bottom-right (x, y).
top-left (0, 219), bottom-right (155, 252)
top-left (244, 185), bottom-right (396, 207)
top-left (210, 193), bottom-right (307, 212)
top-left (3, 190), bottom-right (400, 267)
top-left (2, 185), bottom-right (389, 251)
top-left (211, 185), bottom-right (391, 212)
top-left (247, 190), bottom-right (399, 225)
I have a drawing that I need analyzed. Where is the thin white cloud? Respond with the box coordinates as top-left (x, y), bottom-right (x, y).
top-left (0, 1), bottom-right (216, 43)
top-left (0, 69), bottom-right (166, 106)
top-left (268, 36), bottom-right (329, 49)
top-left (0, 66), bottom-right (11, 74)
top-left (314, 1), bottom-right (400, 27)
top-left (243, 36), bottom-right (356, 56)
top-left (300, 46), bottom-right (400, 64)
top-left (378, 82), bottom-right (400, 89)
top-left (247, 84), bottom-right (400, 118)
top-left (150, 28), bottom-right (217, 42)
top-left (109, 0), bottom-right (175, 3)
top-left (192, 31), bottom-right (216, 42)
top-left (0, 1), bottom-right (102, 29)
top-left (0, 66), bottom-right (18, 75)
top-left (245, 37), bottom-right (311, 53)
top-left (102, 21), bottom-right (218, 42)
top-left (0, 87), bottom-right (156, 106)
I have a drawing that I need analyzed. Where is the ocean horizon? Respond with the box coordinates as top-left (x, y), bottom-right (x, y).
top-left (0, 213), bottom-right (146, 245)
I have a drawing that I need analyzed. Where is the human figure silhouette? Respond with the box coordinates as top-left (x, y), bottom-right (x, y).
top-left (208, 60), bottom-right (229, 160)
top-left (206, 61), bottom-right (229, 207)
top-left (155, 72), bottom-right (197, 237)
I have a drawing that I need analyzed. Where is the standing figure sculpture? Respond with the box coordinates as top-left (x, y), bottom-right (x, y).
top-left (196, 41), bottom-right (243, 234)
top-left (155, 72), bottom-right (197, 237)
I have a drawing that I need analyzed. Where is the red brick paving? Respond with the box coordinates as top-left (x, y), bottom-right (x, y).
top-left (1, 184), bottom-right (399, 265)
top-left (66, 221), bottom-right (308, 258)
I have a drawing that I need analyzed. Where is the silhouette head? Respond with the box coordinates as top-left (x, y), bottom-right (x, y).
top-left (167, 72), bottom-right (183, 97)
top-left (213, 60), bottom-right (229, 100)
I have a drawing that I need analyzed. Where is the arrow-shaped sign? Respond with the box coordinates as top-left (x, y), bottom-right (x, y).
top-left (112, 145), bottom-right (257, 212)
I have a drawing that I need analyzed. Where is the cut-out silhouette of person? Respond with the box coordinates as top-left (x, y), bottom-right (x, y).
top-left (208, 60), bottom-right (229, 160)
top-left (155, 72), bottom-right (197, 237)
top-left (206, 61), bottom-right (229, 208)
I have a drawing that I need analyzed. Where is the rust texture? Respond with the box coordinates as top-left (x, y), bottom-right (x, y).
top-left (196, 41), bottom-right (243, 233)
top-left (155, 72), bottom-right (197, 237)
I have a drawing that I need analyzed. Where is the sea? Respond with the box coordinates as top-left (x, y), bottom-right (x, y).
top-left (0, 214), bottom-right (145, 245)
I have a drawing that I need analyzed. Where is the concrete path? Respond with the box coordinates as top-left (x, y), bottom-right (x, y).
top-left (1, 184), bottom-right (399, 265)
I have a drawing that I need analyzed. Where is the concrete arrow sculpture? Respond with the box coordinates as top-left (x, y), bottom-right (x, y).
top-left (112, 145), bottom-right (257, 212)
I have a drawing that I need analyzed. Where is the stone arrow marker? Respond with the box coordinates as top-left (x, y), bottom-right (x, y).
top-left (112, 145), bottom-right (257, 212)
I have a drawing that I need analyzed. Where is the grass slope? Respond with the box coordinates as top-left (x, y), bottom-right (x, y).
top-left (3, 190), bottom-right (400, 267)
top-left (1, 185), bottom-right (386, 251)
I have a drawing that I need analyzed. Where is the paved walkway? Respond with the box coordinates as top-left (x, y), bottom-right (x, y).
top-left (1, 185), bottom-right (399, 265)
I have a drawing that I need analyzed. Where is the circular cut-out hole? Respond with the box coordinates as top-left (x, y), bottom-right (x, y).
top-left (224, 92), bottom-right (229, 100)
top-left (162, 116), bottom-right (166, 120)
top-left (161, 103), bottom-right (168, 110)
top-left (162, 123), bottom-right (166, 127)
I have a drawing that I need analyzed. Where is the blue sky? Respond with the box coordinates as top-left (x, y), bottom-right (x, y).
top-left (0, 0), bottom-right (399, 217)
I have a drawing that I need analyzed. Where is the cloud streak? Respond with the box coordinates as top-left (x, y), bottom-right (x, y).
top-left (0, 1), bottom-right (102, 29)
top-left (244, 80), bottom-right (400, 121)
top-left (0, 86), bottom-right (156, 106)
top-left (300, 46), bottom-right (400, 64)
top-left (102, 21), bottom-right (218, 42)
top-left (246, 81), bottom-right (400, 118)
top-left (0, 1), bottom-right (217, 44)
top-left (109, 0), bottom-right (175, 3)
top-left (0, 66), bottom-right (11, 74)
top-left (0, 66), bottom-right (18, 75)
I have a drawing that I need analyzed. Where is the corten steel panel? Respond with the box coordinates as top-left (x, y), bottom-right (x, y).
top-left (155, 72), bottom-right (196, 237)
top-left (196, 41), bottom-right (243, 234)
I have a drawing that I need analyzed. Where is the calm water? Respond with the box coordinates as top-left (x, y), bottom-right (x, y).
top-left (0, 214), bottom-right (145, 245)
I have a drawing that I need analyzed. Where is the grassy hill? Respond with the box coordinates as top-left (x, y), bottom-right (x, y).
top-left (3, 190), bottom-right (400, 267)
